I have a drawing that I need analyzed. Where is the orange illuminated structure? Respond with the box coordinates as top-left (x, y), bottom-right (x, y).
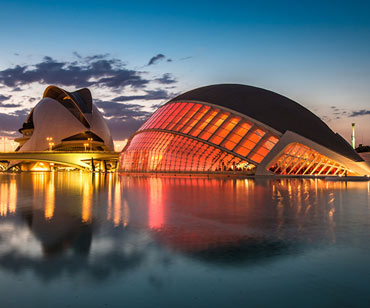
top-left (119, 84), bottom-right (370, 176)
top-left (120, 102), bottom-right (279, 173)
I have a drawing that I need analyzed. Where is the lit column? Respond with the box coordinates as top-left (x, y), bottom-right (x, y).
top-left (84, 143), bottom-right (88, 151)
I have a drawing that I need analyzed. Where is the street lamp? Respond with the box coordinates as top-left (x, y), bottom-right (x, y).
top-left (84, 143), bottom-right (88, 151)
top-left (46, 137), bottom-right (53, 151)
top-left (88, 137), bottom-right (93, 151)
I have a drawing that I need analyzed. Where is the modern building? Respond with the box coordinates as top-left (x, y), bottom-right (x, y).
top-left (119, 84), bottom-right (370, 176)
top-left (9, 86), bottom-right (116, 171)
top-left (16, 86), bottom-right (114, 152)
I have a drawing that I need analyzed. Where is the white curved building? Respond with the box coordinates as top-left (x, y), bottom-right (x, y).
top-left (16, 86), bottom-right (114, 152)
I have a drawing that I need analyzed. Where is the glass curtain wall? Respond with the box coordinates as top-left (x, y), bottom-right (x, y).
top-left (119, 101), bottom-right (280, 173)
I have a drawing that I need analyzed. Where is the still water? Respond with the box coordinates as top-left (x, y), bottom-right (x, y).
top-left (0, 172), bottom-right (370, 308)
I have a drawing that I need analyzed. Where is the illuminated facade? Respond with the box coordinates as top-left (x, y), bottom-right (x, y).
top-left (16, 86), bottom-right (114, 152)
top-left (10, 86), bottom-right (115, 171)
top-left (119, 84), bottom-right (370, 176)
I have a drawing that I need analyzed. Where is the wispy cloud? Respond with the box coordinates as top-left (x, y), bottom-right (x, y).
top-left (112, 89), bottom-right (175, 102)
top-left (147, 54), bottom-right (165, 66)
top-left (349, 109), bottom-right (370, 117)
top-left (154, 73), bottom-right (177, 84)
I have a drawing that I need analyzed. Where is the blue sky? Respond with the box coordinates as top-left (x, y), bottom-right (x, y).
top-left (0, 0), bottom-right (369, 146)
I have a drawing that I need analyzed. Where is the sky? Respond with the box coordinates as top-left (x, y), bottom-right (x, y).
top-left (0, 0), bottom-right (369, 150)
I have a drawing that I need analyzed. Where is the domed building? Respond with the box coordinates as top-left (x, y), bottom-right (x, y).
top-left (16, 86), bottom-right (114, 152)
top-left (119, 84), bottom-right (370, 176)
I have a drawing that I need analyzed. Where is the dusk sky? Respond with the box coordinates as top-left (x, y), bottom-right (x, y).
top-left (0, 0), bottom-right (369, 149)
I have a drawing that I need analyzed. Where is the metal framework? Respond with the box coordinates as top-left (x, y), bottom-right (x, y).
top-left (268, 143), bottom-right (354, 176)
top-left (119, 101), bottom-right (280, 173)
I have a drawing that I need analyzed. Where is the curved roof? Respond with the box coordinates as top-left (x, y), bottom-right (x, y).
top-left (169, 84), bottom-right (362, 162)
top-left (43, 86), bottom-right (92, 128)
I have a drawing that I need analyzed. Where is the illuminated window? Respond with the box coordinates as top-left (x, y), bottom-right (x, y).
top-left (120, 101), bottom-right (281, 172)
top-left (119, 131), bottom-right (254, 173)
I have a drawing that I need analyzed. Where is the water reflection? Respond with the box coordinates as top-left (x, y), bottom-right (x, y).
top-left (0, 176), bottom-right (16, 216)
top-left (0, 173), bottom-right (369, 279)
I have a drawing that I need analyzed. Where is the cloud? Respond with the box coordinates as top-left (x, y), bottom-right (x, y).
top-left (0, 103), bottom-right (22, 108)
top-left (105, 116), bottom-right (147, 140)
top-left (349, 109), bottom-right (370, 117)
top-left (0, 53), bottom-right (180, 140)
top-left (112, 89), bottom-right (173, 102)
top-left (154, 73), bottom-right (177, 84)
top-left (0, 108), bottom-right (30, 135)
top-left (96, 101), bottom-right (151, 119)
top-left (179, 56), bottom-right (193, 61)
top-left (0, 94), bottom-right (11, 103)
top-left (0, 55), bottom-right (150, 90)
top-left (148, 54), bottom-right (165, 66)
top-left (95, 100), bottom-right (152, 139)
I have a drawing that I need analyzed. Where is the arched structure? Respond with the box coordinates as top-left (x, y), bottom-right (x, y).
top-left (119, 84), bottom-right (370, 176)
top-left (10, 86), bottom-right (115, 171)
top-left (0, 151), bottom-right (118, 171)
top-left (16, 85), bottom-right (114, 153)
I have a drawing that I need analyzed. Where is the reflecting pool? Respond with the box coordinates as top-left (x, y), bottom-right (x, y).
top-left (0, 172), bottom-right (370, 307)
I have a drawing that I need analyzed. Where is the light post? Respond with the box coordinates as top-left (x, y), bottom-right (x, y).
top-left (84, 143), bottom-right (88, 151)
top-left (46, 137), bottom-right (53, 151)
top-left (88, 137), bottom-right (93, 151)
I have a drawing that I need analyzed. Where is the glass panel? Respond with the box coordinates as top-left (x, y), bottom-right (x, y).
top-left (173, 104), bottom-right (202, 131)
top-left (159, 103), bottom-right (187, 129)
top-left (209, 116), bottom-right (240, 145)
top-left (189, 109), bottom-right (219, 137)
top-left (181, 105), bottom-right (211, 134)
top-left (151, 103), bottom-right (179, 129)
top-left (198, 112), bottom-right (229, 141)
top-left (119, 131), bottom-right (254, 173)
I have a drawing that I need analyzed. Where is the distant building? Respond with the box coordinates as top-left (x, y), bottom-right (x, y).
top-left (119, 84), bottom-right (370, 176)
top-left (16, 86), bottom-right (114, 152)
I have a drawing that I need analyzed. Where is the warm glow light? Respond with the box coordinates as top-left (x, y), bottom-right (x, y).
top-left (0, 180), bottom-right (16, 216)
top-left (268, 143), bottom-right (354, 176)
top-left (31, 162), bottom-right (49, 171)
top-left (82, 179), bottom-right (92, 223)
top-left (114, 139), bottom-right (128, 152)
top-left (119, 101), bottom-right (279, 173)
top-left (44, 174), bottom-right (55, 220)
top-left (107, 174), bottom-right (112, 220)
top-left (123, 199), bottom-right (130, 227)
top-left (113, 180), bottom-right (121, 227)
top-left (0, 137), bottom-right (17, 152)
top-left (149, 178), bottom-right (164, 230)
top-left (8, 179), bottom-right (17, 214)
